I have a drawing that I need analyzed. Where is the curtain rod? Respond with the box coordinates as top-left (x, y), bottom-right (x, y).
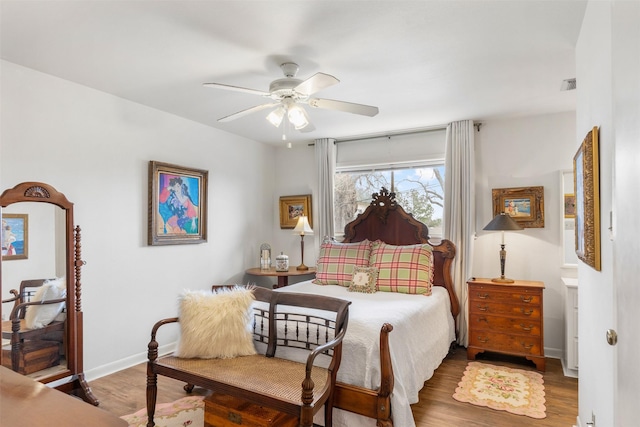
top-left (334, 124), bottom-right (447, 144)
top-left (307, 121), bottom-right (481, 146)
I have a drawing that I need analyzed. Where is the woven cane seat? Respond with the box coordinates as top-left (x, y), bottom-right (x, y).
top-left (158, 355), bottom-right (328, 404)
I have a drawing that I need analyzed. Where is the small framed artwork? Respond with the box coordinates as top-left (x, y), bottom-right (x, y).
top-left (279, 195), bottom-right (312, 229)
top-left (492, 186), bottom-right (545, 228)
top-left (574, 126), bottom-right (601, 271)
top-left (148, 161), bottom-right (208, 246)
top-left (2, 213), bottom-right (28, 260)
top-left (564, 194), bottom-right (576, 218)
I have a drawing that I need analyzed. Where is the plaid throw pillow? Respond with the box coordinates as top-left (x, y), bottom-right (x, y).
top-left (313, 240), bottom-right (372, 286)
top-left (369, 241), bottom-right (434, 295)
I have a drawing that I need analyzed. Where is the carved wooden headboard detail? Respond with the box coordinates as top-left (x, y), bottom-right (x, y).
top-left (342, 187), bottom-right (460, 324)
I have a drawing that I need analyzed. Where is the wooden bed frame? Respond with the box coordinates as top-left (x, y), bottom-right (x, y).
top-left (331, 187), bottom-right (459, 427)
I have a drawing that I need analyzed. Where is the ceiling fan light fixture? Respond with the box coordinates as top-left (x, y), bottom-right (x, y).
top-left (266, 106), bottom-right (285, 127)
top-left (288, 104), bottom-right (309, 130)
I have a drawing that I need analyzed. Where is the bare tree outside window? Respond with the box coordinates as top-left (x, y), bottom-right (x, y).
top-left (334, 165), bottom-right (445, 237)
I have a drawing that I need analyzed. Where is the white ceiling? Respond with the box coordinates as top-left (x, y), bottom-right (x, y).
top-left (0, 1), bottom-right (586, 146)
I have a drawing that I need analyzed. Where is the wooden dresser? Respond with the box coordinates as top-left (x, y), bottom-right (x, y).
top-left (467, 278), bottom-right (545, 371)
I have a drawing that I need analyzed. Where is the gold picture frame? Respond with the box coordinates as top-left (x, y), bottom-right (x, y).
top-left (2, 213), bottom-right (28, 260)
top-left (492, 186), bottom-right (545, 228)
top-left (564, 194), bottom-right (576, 218)
top-left (279, 195), bottom-right (312, 229)
top-left (148, 161), bottom-right (208, 245)
top-left (574, 126), bottom-right (601, 271)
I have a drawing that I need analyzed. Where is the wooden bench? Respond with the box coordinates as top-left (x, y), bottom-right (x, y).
top-left (146, 287), bottom-right (350, 427)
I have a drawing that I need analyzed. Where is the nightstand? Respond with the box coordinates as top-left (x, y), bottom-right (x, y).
top-left (245, 267), bottom-right (316, 289)
top-left (467, 278), bottom-right (545, 371)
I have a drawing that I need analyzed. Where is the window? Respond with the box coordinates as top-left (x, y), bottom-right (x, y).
top-left (334, 164), bottom-right (445, 238)
top-left (332, 128), bottom-right (447, 239)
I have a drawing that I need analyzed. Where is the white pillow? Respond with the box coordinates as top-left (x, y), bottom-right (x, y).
top-left (175, 286), bottom-right (257, 359)
top-left (24, 277), bottom-right (67, 329)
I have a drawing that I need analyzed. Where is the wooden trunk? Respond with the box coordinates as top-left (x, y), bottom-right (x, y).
top-left (204, 393), bottom-right (298, 427)
top-left (2, 340), bottom-right (60, 375)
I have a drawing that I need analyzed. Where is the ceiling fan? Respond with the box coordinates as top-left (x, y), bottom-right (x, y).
top-left (203, 62), bottom-right (379, 134)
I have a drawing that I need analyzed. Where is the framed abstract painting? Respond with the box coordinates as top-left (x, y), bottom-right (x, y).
top-left (148, 161), bottom-right (208, 245)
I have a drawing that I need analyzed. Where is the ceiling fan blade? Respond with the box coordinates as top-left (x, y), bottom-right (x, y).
top-left (294, 73), bottom-right (339, 96)
top-left (218, 103), bottom-right (279, 123)
top-left (308, 98), bottom-right (379, 117)
top-left (203, 82), bottom-right (270, 97)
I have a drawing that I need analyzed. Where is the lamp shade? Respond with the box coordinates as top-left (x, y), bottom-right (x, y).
top-left (483, 213), bottom-right (523, 231)
top-left (293, 215), bottom-right (313, 236)
top-left (293, 215), bottom-right (313, 235)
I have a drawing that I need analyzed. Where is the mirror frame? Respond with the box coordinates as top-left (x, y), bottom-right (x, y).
top-left (0, 182), bottom-right (97, 404)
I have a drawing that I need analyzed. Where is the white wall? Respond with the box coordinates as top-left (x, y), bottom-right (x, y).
top-left (270, 144), bottom-right (318, 285)
top-left (472, 112), bottom-right (577, 357)
top-left (0, 60), bottom-right (276, 378)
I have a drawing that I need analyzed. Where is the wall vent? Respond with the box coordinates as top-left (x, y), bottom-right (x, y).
top-left (561, 78), bottom-right (577, 91)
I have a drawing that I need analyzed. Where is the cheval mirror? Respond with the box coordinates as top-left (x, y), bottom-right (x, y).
top-left (0, 181), bottom-right (97, 405)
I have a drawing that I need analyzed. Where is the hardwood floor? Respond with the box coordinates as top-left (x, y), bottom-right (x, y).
top-left (89, 346), bottom-right (578, 426)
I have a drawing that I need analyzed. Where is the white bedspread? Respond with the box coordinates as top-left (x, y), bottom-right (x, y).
top-left (273, 281), bottom-right (455, 427)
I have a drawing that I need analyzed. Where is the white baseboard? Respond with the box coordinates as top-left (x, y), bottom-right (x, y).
top-left (84, 342), bottom-right (176, 382)
top-left (544, 346), bottom-right (563, 360)
top-left (561, 358), bottom-right (579, 378)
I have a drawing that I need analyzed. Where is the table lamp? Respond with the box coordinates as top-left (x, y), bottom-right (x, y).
top-left (293, 215), bottom-right (313, 271)
top-left (483, 212), bottom-right (523, 283)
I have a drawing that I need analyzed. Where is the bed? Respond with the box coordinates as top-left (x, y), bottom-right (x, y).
top-left (275, 187), bottom-right (460, 427)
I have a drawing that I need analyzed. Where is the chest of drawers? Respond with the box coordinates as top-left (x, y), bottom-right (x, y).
top-left (467, 278), bottom-right (545, 371)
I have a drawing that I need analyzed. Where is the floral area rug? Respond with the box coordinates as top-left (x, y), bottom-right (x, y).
top-left (121, 395), bottom-right (204, 427)
top-left (452, 361), bottom-right (546, 419)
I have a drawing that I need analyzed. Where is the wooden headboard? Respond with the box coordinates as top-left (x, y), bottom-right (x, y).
top-left (342, 188), bottom-right (460, 322)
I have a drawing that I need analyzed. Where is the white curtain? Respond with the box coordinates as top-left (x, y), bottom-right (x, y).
top-left (444, 120), bottom-right (475, 346)
top-left (314, 138), bottom-right (336, 242)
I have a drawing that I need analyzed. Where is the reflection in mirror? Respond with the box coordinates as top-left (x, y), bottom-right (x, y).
top-left (1, 181), bottom-right (97, 405)
top-left (562, 169), bottom-right (578, 267)
top-left (1, 202), bottom-right (69, 379)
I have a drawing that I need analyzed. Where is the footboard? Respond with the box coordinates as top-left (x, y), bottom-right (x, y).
top-left (334, 323), bottom-right (394, 427)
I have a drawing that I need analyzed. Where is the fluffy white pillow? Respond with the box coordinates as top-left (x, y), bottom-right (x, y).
top-left (24, 277), bottom-right (67, 329)
top-left (175, 286), bottom-right (257, 359)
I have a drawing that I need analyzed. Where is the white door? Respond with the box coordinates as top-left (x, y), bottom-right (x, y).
top-left (612, 2), bottom-right (640, 425)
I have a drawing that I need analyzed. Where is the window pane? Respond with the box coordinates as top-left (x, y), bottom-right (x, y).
top-left (334, 165), bottom-right (444, 238)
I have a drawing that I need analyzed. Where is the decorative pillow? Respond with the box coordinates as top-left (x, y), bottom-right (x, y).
top-left (313, 240), bottom-right (372, 286)
top-left (348, 266), bottom-right (379, 293)
top-left (175, 286), bottom-right (257, 359)
top-left (369, 242), bottom-right (434, 295)
top-left (24, 277), bottom-right (67, 329)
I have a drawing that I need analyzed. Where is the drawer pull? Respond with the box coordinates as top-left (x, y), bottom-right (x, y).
top-left (479, 316), bottom-right (488, 323)
top-left (520, 296), bottom-right (533, 303)
top-left (520, 342), bottom-right (534, 350)
top-left (520, 324), bottom-right (533, 332)
top-left (477, 293), bottom-right (489, 299)
top-left (477, 337), bottom-right (489, 343)
top-left (520, 308), bottom-right (534, 316)
top-left (477, 306), bottom-right (489, 312)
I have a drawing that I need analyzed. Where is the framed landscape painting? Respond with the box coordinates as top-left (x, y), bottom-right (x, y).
top-left (2, 213), bottom-right (28, 260)
top-left (492, 186), bottom-right (545, 228)
top-left (148, 161), bottom-right (208, 246)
